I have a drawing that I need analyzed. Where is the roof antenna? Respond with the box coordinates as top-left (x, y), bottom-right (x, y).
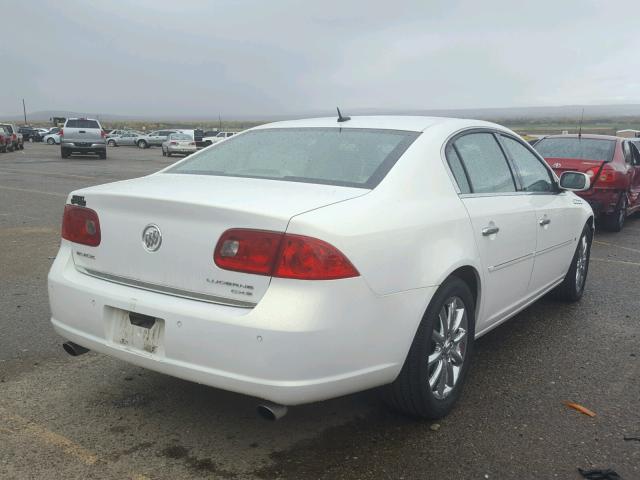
top-left (577, 108), bottom-right (584, 140)
top-left (336, 107), bottom-right (351, 123)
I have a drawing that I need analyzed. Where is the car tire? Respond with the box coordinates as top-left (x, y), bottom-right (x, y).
top-left (107, 140), bottom-right (116, 147)
top-left (385, 276), bottom-right (475, 419)
top-left (602, 195), bottom-right (627, 232)
top-left (554, 224), bottom-right (593, 302)
top-left (47, 138), bottom-right (55, 145)
top-left (137, 140), bottom-right (148, 149)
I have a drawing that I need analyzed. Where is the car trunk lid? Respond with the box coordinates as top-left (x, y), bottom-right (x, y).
top-left (543, 157), bottom-right (607, 191)
top-left (70, 173), bottom-right (368, 306)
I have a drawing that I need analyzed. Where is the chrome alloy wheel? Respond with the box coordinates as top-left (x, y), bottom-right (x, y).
top-left (428, 296), bottom-right (468, 400)
top-left (575, 235), bottom-right (589, 291)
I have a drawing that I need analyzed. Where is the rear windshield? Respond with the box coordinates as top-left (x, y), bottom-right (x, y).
top-left (170, 133), bottom-right (192, 140)
top-left (65, 119), bottom-right (100, 129)
top-left (534, 138), bottom-right (616, 162)
top-left (167, 127), bottom-right (420, 188)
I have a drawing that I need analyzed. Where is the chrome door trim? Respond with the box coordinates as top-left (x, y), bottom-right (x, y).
top-left (488, 252), bottom-right (534, 272)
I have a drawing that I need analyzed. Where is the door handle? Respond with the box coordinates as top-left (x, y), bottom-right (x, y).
top-left (481, 226), bottom-right (500, 236)
top-left (539, 218), bottom-right (551, 226)
top-left (79, 130), bottom-right (86, 133)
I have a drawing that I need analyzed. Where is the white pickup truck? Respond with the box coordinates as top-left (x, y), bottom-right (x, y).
top-left (60, 118), bottom-right (107, 159)
top-left (202, 131), bottom-right (236, 146)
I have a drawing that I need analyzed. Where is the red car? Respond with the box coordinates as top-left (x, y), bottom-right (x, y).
top-left (0, 127), bottom-right (10, 152)
top-left (535, 134), bottom-right (640, 231)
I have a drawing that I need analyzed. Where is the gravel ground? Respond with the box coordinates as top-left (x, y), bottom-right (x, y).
top-left (1, 143), bottom-right (638, 479)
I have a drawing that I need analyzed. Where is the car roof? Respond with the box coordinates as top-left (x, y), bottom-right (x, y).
top-left (540, 133), bottom-right (622, 141)
top-left (252, 115), bottom-right (507, 133)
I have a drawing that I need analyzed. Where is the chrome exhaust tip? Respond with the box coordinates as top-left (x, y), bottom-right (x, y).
top-left (62, 341), bottom-right (89, 357)
top-left (256, 402), bottom-right (288, 421)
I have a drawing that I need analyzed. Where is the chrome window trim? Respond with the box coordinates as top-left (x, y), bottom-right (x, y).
top-left (440, 126), bottom-right (561, 197)
top-left (76, 266), bottom-right (256, 309)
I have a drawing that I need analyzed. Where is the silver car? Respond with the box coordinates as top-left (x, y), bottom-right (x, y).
top-left (60, 118), bottom-right (107, 159)
top-left (162, 133), bottom-right (196, 157)
top-left (107, 132), bottom-right (143, 147)
top-left (136, 130), bottom-right (179, 149)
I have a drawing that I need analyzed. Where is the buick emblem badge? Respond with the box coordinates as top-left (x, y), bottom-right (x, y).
top-left (142, 224), bottom-right (162, 252)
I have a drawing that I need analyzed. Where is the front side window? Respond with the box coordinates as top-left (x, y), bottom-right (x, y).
top-left (500, 136), bottom-right (554, 192)
top-left (453, 132), bottom-right (516, 193)
top-left (168, 127), bottom-right (419, 188)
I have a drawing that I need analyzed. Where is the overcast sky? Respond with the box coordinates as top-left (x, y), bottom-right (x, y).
top-left (1, 0), bottom-right (640, 118)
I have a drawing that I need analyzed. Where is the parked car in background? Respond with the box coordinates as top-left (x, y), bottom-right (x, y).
top-left (44, 132), bottom-right (62, 145)
top-left (49, 116), bottom-right (594, 420)
top-left (33, 128), bottom-right (50, 142)
top-left (535, 134), bottom-right (640, 231)
top-left (106, 129), bottom-right (138, 139)
top-left (161, 132), bottom-right (197, 157)
top-left (202, 131), bottom-right (235, 146)
top-left (0, 124), bottom-right (24, 150)
top-left (0, 127), bottom-right (10, 152)
top-left (18, 126), bottom-right (40, 142)
top-left (135, 130), bottom-right (179, 149)
top-left (60, 118), bottom-right (107, 159)
top-left (107, 131), bottom-right (143, 147)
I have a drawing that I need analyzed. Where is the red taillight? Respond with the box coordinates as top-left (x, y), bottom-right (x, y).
top-left (59, 128), bottom-right (64, 137)
top-left (274, 234), bottom-right (359, 280)
top-left (189, 142), bottom-right (196, 146)
top-left (101, 130), bottom-right (107, 138)
top-left (596, 165), bottom-right (616, 184)
top-left (61, 205), bottom-right (101, 246)
top-left (214, 229), bottom-right (359, 280)
top-left (214, 229), bottom-right (282, 275)
top-left (170, 141), bottom-right (178, 145)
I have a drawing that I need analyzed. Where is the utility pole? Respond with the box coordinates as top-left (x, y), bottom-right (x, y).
top-left (218, 114), bottom-right (222, 131)
top-left (22, 99), bottom-right (27, 125)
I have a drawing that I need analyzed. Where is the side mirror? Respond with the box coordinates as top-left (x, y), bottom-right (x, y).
top-left (559, 171), bottom-right (590, 192)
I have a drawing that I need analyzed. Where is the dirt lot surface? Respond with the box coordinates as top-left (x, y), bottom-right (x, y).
top-left (1, 143), bottom-right (638, 479)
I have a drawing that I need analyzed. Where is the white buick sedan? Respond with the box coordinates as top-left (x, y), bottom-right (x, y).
top-left (48, 116), bottom-right (593, 419)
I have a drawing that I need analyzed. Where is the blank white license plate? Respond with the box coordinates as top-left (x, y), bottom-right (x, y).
top-left (108, 307), bottom-right (165, 356)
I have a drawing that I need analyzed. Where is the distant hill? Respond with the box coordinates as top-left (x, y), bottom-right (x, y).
top-left (2, 104), bottom-right (640, 123)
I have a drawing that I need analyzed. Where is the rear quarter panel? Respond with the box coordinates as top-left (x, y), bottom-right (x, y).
top-left (286, 128), bottom-right (480, 296)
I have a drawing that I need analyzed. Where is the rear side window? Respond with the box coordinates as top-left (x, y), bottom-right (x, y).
top-left (445, 144), bottom-right (471, 193)
top-left (66, 119), bottom-right (100, 129)
top-left (453, 133), bottom-right (516, 193)
top-left (623, 141), bottom-right (632, 164)
top-left (534, 138), bottom-right (616, 162)
top-left (500, 136), bottom-right (554, 192)
top-left (168, 127), bottom-right (420, 188)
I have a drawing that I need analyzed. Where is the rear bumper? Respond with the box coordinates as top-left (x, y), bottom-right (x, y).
top-left (168, 147), bottom-right (197, 154)
top-left (48, 242), bottom-right (432, 405)
top-left (61, 142), bottom-right (106, 153)
top-left (577, 189), bottom-right (620, 216)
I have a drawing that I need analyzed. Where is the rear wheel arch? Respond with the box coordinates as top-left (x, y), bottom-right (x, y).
top-left (449, 266), bottom-right (481, 316)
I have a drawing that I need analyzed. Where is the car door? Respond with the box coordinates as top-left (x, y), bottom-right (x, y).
top-left (446, 131), bottom-right (537, 329)
top-left (498, 134), bottom-right (580, 293)
top-left (120, 133), bottom-right (133, 145)
top-left (628, 142), bottom-right (640, 211)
